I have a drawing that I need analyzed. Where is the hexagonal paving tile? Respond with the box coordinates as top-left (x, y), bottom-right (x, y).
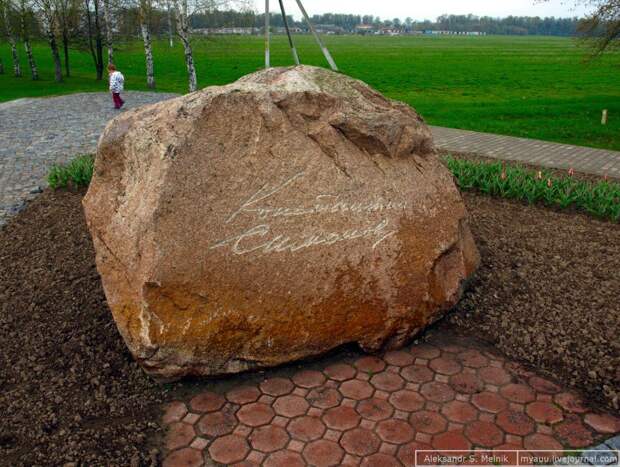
top-left (249, 425), bottom-right (290, 453)
top-left (526, 401), bottom-right (564, 424)
top-left (227, 386), bottom-right (261, 405)
top-left (356, 397), bottom-right (395, 421)
top-left (163, 401), bottom-right (188, 425)
top-left (376, 419), bottom-right (415, 444)
top-left (449, 372), bottom-right (484, 394)
top-left (420, 382), bottom-right (455, 403)
top-left (401, 364), bottom-right (434, 383)
top-left (340, 428), bottom-right (382, 456)
top-left (397, 440), bottom-right (432, 466)
top-left (260, 377), bottom-right (294, 397)
top-left (196, 409), bottom-right (237, 437)
top-left (409, 344), bottom-right (441, 360)
top-left (189, 391), bottom-right (226, 413)
top-left (429, 356), bottom-right (463, 376)
top-left (361, 452), bottom-right (401, 467)
top-left (496, 409), bottom-right (535, 436)
top-left (162, 447), bottom-right (204, 467)
top-left (165, 422), bottom-right (196, 451)
top-left (584, 413), bottom-right (620, 434)
top-left (457, 349), bottom-right (489, 368)
top-left (384, 350), bottom-right (415, 367)
top-left (432, 430), bottom-right (471, 453)
top-left (293, 370), bottom-right (326, 389)
top-left (303, 439), bottom-right (344, 466)
top-left (389, 390), bottom-right (425, 412)
top-left (478, 367), bottom-right (512, 386)
top-left (339, 379), bottom-right (374, 400)
top-left (208, 434), bottom-right (250, 464)
top-left (354, 356), bottom-right (386, 374)
top-left (324, 363), bottom-right (356, 381)
top-left (554, 416), bottom-right (594, 447)
top-left (554, 392), bottom-right (589, 414)
top-left (528, 376), bottom-right (561, 394)
top-left (307, 387), bottom-right (342, 409)
top-left (471, 391), bottom-right (509, 413)
top-left (288, 415), bottom-right (326, 441)
top-left (370, 372), bottom-right (405, 392)
top-left (273, 395), bottom-right (310, 418)
top-left (464, 420), bottom-right (504, 447)
top-left (409, 410), bottom-right (448, 434)
top-left (441, 400), bottom-right (478, 423)
top-left (237, 402), bottom-right (275, 427)
top-left (499, 384), bottom-right (535, 404)
top-left (264, 449), bottom-right (306, 467)
top-left (323, 405), bottom-right (361, 431)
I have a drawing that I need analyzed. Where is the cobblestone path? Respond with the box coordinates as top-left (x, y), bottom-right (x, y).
top-left (161, 334), bottom-right (620, 466)
top-left (0, 92), bottom-right (176, 226)
top-left (431, 126), bottom-right (620, 178)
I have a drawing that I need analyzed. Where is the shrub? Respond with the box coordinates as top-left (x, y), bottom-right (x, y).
top-left (47, 154), bottom-right (94, 189)
top-left (444, 156), bottom-right (620, 223)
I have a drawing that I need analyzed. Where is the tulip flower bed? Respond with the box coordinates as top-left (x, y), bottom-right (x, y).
top-left (444, 156), bottom-right (620, 222)
top-left (47, 154), bottom-right (94, 189)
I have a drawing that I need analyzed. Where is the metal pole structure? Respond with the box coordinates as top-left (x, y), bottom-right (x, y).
top-left (265, 0), bottom-right (270, 68)
top-left (278, 0), bottom-right (300, 65)
top-left (294, 0), bottom-right (338, 71)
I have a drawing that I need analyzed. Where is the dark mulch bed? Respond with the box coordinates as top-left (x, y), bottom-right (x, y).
top-left (0, 188), bottom-right (618, 465)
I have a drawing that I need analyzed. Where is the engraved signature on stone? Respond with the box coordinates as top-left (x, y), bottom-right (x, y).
top-left (226, 172), bottom-right (407, 224)
top-left (212, 172), bottom-right (405, 255)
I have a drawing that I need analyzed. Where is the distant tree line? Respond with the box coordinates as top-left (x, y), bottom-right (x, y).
top-left (0, 1), bottom-right (616, 88)
top-left (185, 11), bottom-right (583, 36)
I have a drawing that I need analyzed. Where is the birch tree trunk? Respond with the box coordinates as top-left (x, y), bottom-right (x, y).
top-left (173, 0), bottom-right (196, 92)
top-left (102, 0), bottom-right (113, 64)
top-left (166, 0), bottom-right (173, 47)
top-left (2, 3), bottom-right (22, 77)
top-left (140, 21), bottom-right (155, 88)
top-left (19, 1), bottom-right (38, 80)
top-left (42, 8), bottom-right (63, 82)
top-left (62, 28), bottom-right (69, 76)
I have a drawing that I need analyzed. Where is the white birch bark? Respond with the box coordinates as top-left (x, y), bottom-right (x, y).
top-left (102, 0), bottom-right (113, 64)
top-left (173, 0), bottom-right (196, 92)
top-left (140, 21), bottom-right (155, 88)
top-left (2, 2), bottom-right (22, 76)
top-left (19, 0), bottom-right (38, 80)
top-left (166, 0), bottom-right (173, 47)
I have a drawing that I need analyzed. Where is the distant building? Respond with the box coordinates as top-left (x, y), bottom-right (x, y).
top-left (195, 27), bottom-right (257, 35)
top-left (314, 24), bottom-right (345, 35)
top-left (355, 24), bottom-right (376, 35)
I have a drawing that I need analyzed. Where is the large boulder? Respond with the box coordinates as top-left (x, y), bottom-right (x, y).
top-left (83, 65), bottom-right (479, 380)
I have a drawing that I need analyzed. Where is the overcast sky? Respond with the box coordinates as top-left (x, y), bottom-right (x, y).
top-left (260, 0), bottom-right (591, 21)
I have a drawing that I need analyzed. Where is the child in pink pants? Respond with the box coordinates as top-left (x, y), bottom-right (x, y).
top-left (108, 64), bottom-right (125, 109)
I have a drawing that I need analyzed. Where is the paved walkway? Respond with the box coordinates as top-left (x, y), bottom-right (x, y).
top-left (431, 126), bottom-right (620, 178)
top-left (0, 92), bottom-right (176, 226)
top-left (161, 333), bottom-right (620, 466)
top-left (1, 92), bottom-right (620, 227)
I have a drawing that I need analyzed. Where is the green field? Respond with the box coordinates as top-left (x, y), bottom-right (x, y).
top-left (1, 34), bottom-right (619, 150)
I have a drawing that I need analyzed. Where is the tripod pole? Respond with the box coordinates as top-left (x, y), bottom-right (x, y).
top-left (294, 0), bottom-right (338, 71)
top-left (264, 0), bottom-right (270, 68)
top-left (278, 0), bottom-right (300, 65)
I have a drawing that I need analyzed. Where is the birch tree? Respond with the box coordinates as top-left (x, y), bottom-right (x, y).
top-left (171, 0), bottom-right (195, 91)
top-left (165, 0), bottom-right (172, 46)
top-left (1, 0), bottom-right (22, 76)
top-left (101, 0), bottom-right (112, 63)
top-left (84, 0), bottom-right (104, 79)
top-left (54, 0), bottom-right (80, 76)
top-left (36, 0), bottom-right (63, 81)
top-left (170, 0), bottom-right (252, 93)
top-left (15, 0), bottom-right (38, 79)
top-left (138, 0), bottom-right (154, 87)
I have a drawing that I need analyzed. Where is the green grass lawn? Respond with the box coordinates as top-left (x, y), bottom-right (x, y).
top-left (1, 34), bottom-right (619, 150)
